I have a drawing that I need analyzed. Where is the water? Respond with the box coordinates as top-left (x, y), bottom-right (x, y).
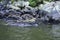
top-left (0, 20), bottom-right (60, 40)
top-left (0, 24), bottom-right (52, 40)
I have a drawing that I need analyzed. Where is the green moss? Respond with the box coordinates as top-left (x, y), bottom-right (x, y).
top-left (29, 0), bottom-right (43, 7)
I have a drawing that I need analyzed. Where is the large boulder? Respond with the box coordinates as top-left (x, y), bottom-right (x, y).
top-left (42, 1), bottom-right (60, 24)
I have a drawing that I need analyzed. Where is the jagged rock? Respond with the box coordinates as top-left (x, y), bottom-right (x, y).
top-left (1, 1), bottom-right (60, 26)
top-left (13, 1), bottom-right (29, 7)
top-left (42, 1), bottom-right (60, 24)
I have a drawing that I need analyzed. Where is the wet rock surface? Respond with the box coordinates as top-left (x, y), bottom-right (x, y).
top-left (42, 1), bottom-right (60, 24)
top-left (0, 1), bottom-right (60, 26)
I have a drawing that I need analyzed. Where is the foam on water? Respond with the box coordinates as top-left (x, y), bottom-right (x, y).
top-left (4, 19), bottom-right (38, 27)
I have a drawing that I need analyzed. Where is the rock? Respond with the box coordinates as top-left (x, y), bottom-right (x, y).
top-left (7, 5), bottom-right (20, 10)
top-left (37, 10), bottom-right (48, 18)
top-left (13, 1), bottom-right (29, 8)
top-left (42, 1), bottom-right (60, 24)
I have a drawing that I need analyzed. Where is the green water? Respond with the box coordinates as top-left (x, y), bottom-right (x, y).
top-left (0, 20), bottom-right (60, 40)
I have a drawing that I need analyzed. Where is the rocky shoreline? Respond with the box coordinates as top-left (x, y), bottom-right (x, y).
top-left (0, 1), bottom-right (60, 26)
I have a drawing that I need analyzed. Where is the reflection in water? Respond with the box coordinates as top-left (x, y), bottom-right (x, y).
top-left (52, 24), bottom-right (60, 40)
top-left (0, 23), bottom-right (53, 40)
top-left (1, 20), bottom-right (60, 40)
